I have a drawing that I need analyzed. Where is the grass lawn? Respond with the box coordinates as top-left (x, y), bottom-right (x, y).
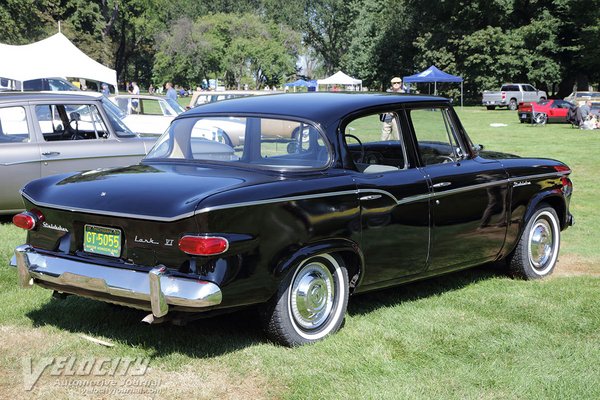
top-left (1, 106), bottom-right (599, 399)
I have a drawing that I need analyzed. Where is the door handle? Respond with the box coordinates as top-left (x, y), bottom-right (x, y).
top-left (42, 151), bottom-right (60, 156)
top-left (432, 182), bottom-right (451, 188)
top-left (359, 194), bottom-right (382, 201)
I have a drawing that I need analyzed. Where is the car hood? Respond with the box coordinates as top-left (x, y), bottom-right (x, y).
top-left (21, 163), bottom-right (277, 220)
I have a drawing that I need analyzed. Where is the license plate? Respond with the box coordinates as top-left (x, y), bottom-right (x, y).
top-left (521, 113), bottom-right (527, 118)
top-left (83, 224), bottom-right (121, 257)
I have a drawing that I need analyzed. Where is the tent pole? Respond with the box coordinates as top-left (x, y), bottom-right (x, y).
top-left (461, 82), bottom-right (463, 108)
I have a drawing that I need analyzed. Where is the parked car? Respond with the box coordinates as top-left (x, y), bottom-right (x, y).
top-left (10, 93), bottom-right (573, 346)
top-left (517, 99), bottom-right (574, 124)
top-left (0, 92), bottom-right (158, 214)
top-left (482, 84), bottom-right (547, 110)
top-left (189, 90), bottom-right (282, 108)
top-left (563, 91), bottom-right (600, 105)
top-left (109, 94), bottom-right (185, 136)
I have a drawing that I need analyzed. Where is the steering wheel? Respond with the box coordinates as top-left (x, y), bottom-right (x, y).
top-left (345, 134), bottom-right (364, 163)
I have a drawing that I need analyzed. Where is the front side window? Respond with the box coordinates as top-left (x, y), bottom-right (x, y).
top-left (409, 108), bottom-right (462, 166)
top-left (145, 116), bottom-right (330, 170)
top-left (343, 112), bottom-right (407, 173)
top-left (0, 106), bottom-right (30, 143)
top-left (35, 104), bottom-right (108, 141)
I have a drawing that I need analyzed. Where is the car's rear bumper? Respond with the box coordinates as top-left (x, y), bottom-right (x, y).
top-left (11, 245), bottom-right (222, 317)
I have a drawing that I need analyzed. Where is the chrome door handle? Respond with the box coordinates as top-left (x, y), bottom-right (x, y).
top-left (359, 194), bottom-right (382, 201)
top-left (42, 151), bottom-right (60, 156)
top-left (432, 182), bottom-right (451, 188)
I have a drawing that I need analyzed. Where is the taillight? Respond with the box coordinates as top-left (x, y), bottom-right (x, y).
top-left (178, 235), bottom-right (229, 256)
top-left (501, 91), bottom-right (506, 100)
top-left (13, 210), bottom-right (44, 230)
top-left (554, 165), bottom-right (571, 174)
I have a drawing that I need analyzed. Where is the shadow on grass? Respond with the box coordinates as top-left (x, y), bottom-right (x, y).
top-left (24, 262), bottom-right (508, 357)
top-left (348, 261), bottom-right (508, 316)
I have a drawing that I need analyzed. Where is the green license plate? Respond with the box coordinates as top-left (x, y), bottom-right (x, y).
top-left (83, 224), bottom-right (122, 257)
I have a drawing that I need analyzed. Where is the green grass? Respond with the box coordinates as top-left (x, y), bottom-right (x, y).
top-left (1, 107), bottom-right (599, 399)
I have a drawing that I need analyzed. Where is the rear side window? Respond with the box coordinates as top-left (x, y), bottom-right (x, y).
top-left (0, 106), bottom-right (30, 143)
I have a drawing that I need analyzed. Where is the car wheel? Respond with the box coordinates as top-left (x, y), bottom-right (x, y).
top-left (508, 205), bottom-right (560, 279)
top-left (486, 106), bottom-right (496, 110)
top-left (508, 99), bottom-right (518, 111)
top-left (533, 113), bottom-right (548, 125)
top-left (260, 253), bottom-right (349, 346)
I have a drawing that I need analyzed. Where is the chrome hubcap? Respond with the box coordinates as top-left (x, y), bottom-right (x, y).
top-left (290, 262), bottom-right (334, 330)
top-left (529, 219), bottom-right (553, 269)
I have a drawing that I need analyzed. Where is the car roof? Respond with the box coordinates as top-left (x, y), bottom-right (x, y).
top-left (0, 91), bottom-right (101, 102)
top-left (112, 94), bottom-right (169, 100)
top-left (182, 92), bottom-right (447, 127)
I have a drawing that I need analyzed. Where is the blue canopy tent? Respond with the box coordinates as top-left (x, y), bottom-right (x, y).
top-left (404, 66), bottom-right (463, 107)
top-left (284, 79), bottom-right (318, 92)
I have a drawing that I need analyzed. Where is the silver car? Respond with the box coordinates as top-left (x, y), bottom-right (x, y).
top-left (0, 92), bottom-right (157, 214)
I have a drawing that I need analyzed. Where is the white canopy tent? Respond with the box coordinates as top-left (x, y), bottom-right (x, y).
top-left (0, 33), bottom-right (117, 90)
top-left (317, 71), bottom-right (362, 91)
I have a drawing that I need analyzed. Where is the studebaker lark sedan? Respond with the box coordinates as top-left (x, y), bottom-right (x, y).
top-left (10, 93), bottom-right (574, 346)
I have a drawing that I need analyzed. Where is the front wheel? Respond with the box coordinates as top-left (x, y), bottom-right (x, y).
top-left (508, 205), bottom-right (561, 279)
top-left (260, 253), bottom-right (349, 346)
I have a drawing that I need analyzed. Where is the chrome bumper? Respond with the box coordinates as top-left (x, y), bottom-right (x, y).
top-left (12, 245), bottom-right (222, 317)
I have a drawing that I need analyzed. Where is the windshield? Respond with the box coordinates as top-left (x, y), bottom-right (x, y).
top-left (100, 97), bottom-right (135, 137)
top-left (145, 115), bottom-right (330, 170)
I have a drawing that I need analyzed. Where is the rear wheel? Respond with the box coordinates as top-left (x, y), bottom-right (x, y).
top-left (508, 205), bottom-right (560, 279)
top-left (508, 99), bottom-right (518, 111)
top-left (260, 253), bottom-right (349, 346)
top-left (533, 113), bottom-right (548, 125)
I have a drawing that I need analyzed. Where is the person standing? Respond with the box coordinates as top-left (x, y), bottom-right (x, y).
top-left (166, 82), bottom-right (177, 101)
top-left (381, 77), bottom-right (403, 140)
top-left (101, 83), bottom-right (110, 96)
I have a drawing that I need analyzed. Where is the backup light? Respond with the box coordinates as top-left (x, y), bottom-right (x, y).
top-left (13, 210), bottom-right (44, 231)
top-left (178, 236), bottom-right (229, 256)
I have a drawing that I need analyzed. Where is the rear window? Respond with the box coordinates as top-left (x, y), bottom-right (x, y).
top-left (145, 116), bottom-right (330, 170)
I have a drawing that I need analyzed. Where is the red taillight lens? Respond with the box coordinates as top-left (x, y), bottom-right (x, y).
top-left (178, 236), bottom-right (229, 256)
top-left (554, 165), bottom-right (571, 174)
top-left (13, 210), bottom-right (44, 230)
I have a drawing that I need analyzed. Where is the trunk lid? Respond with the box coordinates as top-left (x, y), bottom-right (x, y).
top-left (22, 163), bottom-right (276, 220)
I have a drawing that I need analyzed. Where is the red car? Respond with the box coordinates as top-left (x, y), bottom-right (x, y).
top-left (518, 99), bottom-right (574, 123)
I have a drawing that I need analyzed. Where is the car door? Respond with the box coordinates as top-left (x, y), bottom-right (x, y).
top-left (344, 111), bottom-right (430, 288)
top-left (407, 106), bottom-right (509, 271)
top-left (0, 104), bottom-right (41, 213)
top-left (33, 102), bottom-right (148, 176)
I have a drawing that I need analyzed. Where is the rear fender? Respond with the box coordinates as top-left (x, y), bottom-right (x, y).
top-left (274, 239), bottom-right (364, 292)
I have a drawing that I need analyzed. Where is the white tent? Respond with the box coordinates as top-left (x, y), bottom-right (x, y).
top-left (317, 71), bottom-right (362, 91)
top-left (0, 33), bottom-right (117, 89)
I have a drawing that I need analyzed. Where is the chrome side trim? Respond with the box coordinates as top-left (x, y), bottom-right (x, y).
top-left (196, 189), bottom-right (360, 213)
top-left (13, 245), bottom-right (222, 315)
top-left (20, 171), bottom-right (568, 221)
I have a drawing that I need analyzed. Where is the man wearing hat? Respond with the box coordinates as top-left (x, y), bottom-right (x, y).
top-left (388, 77), bottom-right (404, 93)
top-left (381, 77), bottom-right (403, 140)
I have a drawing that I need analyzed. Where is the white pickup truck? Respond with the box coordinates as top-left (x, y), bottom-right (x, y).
top-left (482, 83), bottom-right (547, 110)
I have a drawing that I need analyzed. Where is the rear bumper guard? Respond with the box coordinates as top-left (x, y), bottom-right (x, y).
top-left (12, 245), bottom-right (222, 317)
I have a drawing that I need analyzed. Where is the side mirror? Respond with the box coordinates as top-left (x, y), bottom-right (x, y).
top-left (473, 144), bottom-right (485, 153)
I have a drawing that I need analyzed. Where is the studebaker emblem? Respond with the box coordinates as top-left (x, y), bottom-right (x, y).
top-left (42, 222), bottom-right (68, 232)
top-left (513, 180), bottom-right (531, 187)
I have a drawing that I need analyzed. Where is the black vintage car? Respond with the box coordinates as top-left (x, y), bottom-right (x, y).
top-left (10, 93), bottom-right (574, 346)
